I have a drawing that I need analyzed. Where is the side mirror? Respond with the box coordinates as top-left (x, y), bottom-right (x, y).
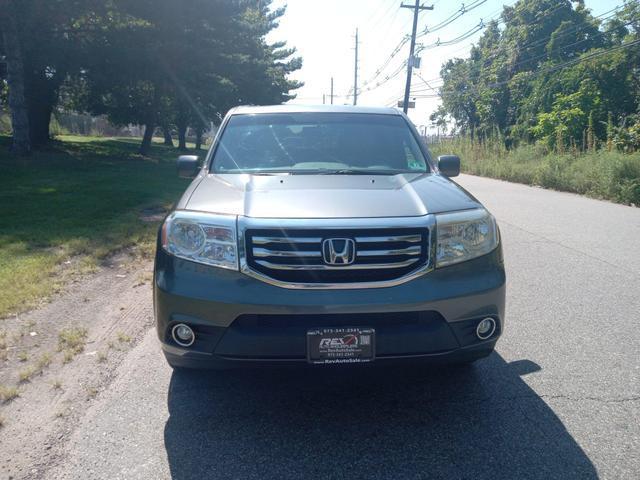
top-left (437, 155), bottom-right (460, 177)
top-left (177, 155), bottom-right (200, 178)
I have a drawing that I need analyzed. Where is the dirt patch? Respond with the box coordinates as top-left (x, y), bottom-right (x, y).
top-left (139, 205), bottom-right (169, 223)
top-left (0, 251), bottom-right (155, 479)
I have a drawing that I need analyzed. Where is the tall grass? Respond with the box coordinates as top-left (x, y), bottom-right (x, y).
top-left (430, 137), bottom-right (640, 206)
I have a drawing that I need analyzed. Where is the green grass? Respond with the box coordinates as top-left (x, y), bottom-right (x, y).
top-left (431, 138), bottom-right (640, 206)
top-left (0, 135), bottom-right (196, 317)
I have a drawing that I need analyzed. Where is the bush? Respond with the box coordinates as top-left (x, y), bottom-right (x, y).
top-left (430, 137), bottom-right (640, 206)
top-left (0, 111), bottom-right (11, 135)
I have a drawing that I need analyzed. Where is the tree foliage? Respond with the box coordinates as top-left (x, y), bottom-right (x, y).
top-left (0, 0), bottom-right (302, 153)
top-left (439, 0), bottom-right (640, 151)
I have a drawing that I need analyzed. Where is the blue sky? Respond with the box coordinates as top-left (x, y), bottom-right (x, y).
top-left (269, 0), bottom-right (620, 132)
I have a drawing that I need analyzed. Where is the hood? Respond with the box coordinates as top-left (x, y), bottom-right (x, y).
top-left (180, 173), bottom-right (481, 218)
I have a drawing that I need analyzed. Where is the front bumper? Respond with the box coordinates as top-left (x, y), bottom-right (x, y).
top-left (154, 243), bottom-right (506, 368)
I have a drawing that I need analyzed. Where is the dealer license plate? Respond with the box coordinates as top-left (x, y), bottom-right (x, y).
top-left (306, 327), bottom-right (375, 364)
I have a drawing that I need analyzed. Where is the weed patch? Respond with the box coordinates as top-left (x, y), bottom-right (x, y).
top-left (0, 384), bottom-right (19, 403)
top-left (58, 327), bottom-right (88, 362)
top-left (431, 138), bottom-right (640, 205)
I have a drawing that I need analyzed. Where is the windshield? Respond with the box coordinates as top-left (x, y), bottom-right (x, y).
top-left (210, 112), bottom-right (430, 174)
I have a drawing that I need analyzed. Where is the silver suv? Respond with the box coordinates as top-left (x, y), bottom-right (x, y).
top-left (154, 105), bottom-right (505, 368)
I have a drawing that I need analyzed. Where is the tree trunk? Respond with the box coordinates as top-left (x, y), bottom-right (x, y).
top-left (177, 123), bottom-right (187, 151)
top-left (27, 98), bottom-right (54, 147)
top-left (139, 86), bottom-right (161, 155)
top-left (195, 127), bottom-right (203, 150)
top-left (0, 1), bottom-right (31, 155)
top-left (162, 125), bottom-right (174, 146)
top-left (140, 123), bottom-right (155, 155)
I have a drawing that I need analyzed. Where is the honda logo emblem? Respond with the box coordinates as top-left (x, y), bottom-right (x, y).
top-left (322, 238), bottom-right (356, 265)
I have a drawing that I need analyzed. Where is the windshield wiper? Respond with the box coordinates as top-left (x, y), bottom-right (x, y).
top-left (232, 169), bottom-right (419, 175)
top-left (309, 169), bottom-right (412, 175)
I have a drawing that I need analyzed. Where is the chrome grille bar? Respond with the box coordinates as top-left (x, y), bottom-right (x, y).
top-left (357, 246), bottom-right (421, 257)
top-left (254, 258), bottom-right (420, 270)
top-left (253, 248), bottom-right (322, 258)
top-left (354, 234), bottom-right (422, 243)
top-left (252, 236), bottom-right (322, 245)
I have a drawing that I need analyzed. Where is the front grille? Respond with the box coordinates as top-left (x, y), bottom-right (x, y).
top-left (244, 227), bottom-right (430, 284)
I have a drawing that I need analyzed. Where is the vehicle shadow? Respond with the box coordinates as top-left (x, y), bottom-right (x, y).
top-left (164, 353), bottom-right (597, 480)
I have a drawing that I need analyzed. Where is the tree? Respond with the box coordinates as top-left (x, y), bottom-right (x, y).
top-left (77, 0), bottom-right (302, 154)
top-left (0, 0), bottom-right (110, 148)
top-left (437, 0), bottom-right (640, 150)
top-left (440, 58), bottom-right (479, 135)
top-left (0, 0), bottom-right (31, 155)
top-left (531, 78), bottom-right (602, 149)
top-left (429, 105), bottom-right (448, 136)
top-left (1, 0), bottom-right (301, 155)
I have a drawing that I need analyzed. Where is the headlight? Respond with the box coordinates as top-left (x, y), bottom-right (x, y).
top-left (436, 209), bottom-right (498, 267)
top-left (162, 211), bottom-right (238, 270)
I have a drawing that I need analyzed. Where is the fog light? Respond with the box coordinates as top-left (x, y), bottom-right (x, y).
top-left (476, 318), bottom-right (496, 340)
top-left (171, 323), bottom-right (195, 347)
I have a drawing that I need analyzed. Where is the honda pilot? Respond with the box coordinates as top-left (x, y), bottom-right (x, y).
top-left (154, 105), bottom-right (505, 368)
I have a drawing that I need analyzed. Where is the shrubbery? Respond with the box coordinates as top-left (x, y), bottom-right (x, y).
top-left (430, 137), bottom-right (640, 206)
top-left (0, 112), bottom-right (11, 135)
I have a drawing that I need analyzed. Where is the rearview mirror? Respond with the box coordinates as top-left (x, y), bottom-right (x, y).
top-left (437, 155), bottom-right (460, 177)
top-left (177, 155), bottom-right (200, 178)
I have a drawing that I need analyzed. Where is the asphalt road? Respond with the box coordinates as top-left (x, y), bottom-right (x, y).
top-left (48, 175), bottom-right (640, 480)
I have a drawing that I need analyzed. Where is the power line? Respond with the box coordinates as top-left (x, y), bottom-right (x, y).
top-left (372, 0), bottom-right (509, 97)
top-left (384, 88), bottom-right (406, 107)
top-left (472, 4), bottom-right (625, 72)
top-left (417, 0), bottom-right (487, 38)
top-left (435, 36), bottom-right (640, 95)
top-left (416, 0), bottom-right (581, 59)
top-left (360, 0), bottom-right (489, 92)
top-left (364, 60), bottom-right (408, 93)
top-left (514, 5), bottom-right (623, 53)
top-left (367, 0), bottom-right (402, 32)
top-left (359, 0), bottom-right (626, 108)
top-left (483, 13), bottom-right (637, 77)
top-left (408, 29), bottom-right (640, 102)
top-left (488, 37), bottom-right (640, 89)
top-left (412, 71), bottom-right (441, 94)
top-left (360, 36), bottom-right (410, 88)
top-left (364, 0), bottom-right (405, 59)
top-left (417, 0), bottom-right (519, 59)
top-left (400, 3), bottom-right (627, 98)
top-left (363, 0), bottom-right (392, 26)
top-left (418, 20), bottom-right (485, 50)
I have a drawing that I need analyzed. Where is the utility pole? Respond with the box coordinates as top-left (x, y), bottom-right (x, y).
top-left (401, 1), bottom-right (433, 114)
top-left (353, 28), bottom-right (359, 105)
top-left (330, 77), bottom-right (334, 105)
top-left (323, 94), bottom-right (326, 105)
